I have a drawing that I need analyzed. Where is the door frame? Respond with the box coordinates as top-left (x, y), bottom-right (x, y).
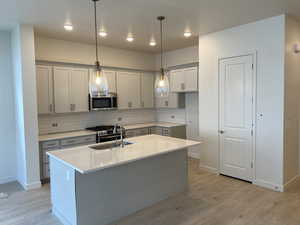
top-left (217, 51), bottom-right (257, 182)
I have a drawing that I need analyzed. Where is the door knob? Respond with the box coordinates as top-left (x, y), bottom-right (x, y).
top-left (219, 130), bottom-right (225, 134)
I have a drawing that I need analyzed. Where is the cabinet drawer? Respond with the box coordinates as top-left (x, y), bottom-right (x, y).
top-left (152, 127), bottom-right (163, 135)
top-left (43, 163), bottom-right (50, 179)
top-left (125, 130), bottom-right (136, 138)
top-left (135, 128), bottom-right (149, 136)
top-left (162, 128), bottom-right (171, 136)
top-left (41, 140), bottom-right (60, 149)
top-left (78, 135), bottom-right (96, 144)
top-left (61, 137), bottom-right (84, 147)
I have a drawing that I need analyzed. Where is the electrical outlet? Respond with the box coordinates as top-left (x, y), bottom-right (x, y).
top-left (118, 117), bottom-right (122, 121)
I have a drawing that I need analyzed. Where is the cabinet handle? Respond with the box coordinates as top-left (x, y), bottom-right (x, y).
top-left (49, 104), bottom-right (53, 112)
top-left (70, 104), bottom-right (76, 111)
top-left (181, 83), bottom-right (185, 90)
top-left (165, 101), bottom-right (169, 107)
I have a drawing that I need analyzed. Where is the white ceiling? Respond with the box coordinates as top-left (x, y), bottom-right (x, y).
top-left (1, 0), bottom-right (300, 53)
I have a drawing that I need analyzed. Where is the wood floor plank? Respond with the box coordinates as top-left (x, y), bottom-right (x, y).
top-left (1, 158), bottom-right (299, 225)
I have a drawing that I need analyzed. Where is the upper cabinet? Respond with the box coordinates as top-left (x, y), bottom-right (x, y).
top-left (89, 69), bottom-right (117, 94)
top-left (155, 73), bottom-right (185, 109)
top-left (69, 68), bottom-right (89, 112)
top-left (141, 73), bottom-right (154, 108)
top-left (53, 67), bottom-right (89, 113)
top-left (117, 72), bottom-right (141, 109)
top-left (170, 67), bottom-right (198, 93)
top-left (36, 64), bottom-right (156, 113)
top-left (36, 65), bottom-right (54, 114)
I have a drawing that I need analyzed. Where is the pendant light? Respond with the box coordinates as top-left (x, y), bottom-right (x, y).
top-left (155, 16), bottom-right (169, 97)
top-left (92, 0), bottom-right (108, 96)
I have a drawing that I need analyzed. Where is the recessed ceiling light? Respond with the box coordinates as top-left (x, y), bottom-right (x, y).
top-left (99, 31), bottom-right (107, 37)
top-left (184, 31), bottom-right (192, 37)
top-left (64, 24), bottom-right (73, 31)
top-left (149, 40), bottom-right (156, 46)
top-left (126, 36), bottom-right (134, 42)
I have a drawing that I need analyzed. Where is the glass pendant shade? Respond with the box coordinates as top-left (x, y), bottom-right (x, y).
top-left (155, 16), bottom-right (169, 98)
top-left (90, 0), bottom-right (109, 96)
top-left (155, 69), bottom-right (169, 97)
top-left (94, 65), bottom-right (109, 96)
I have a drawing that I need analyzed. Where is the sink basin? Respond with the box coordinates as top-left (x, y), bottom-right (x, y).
top-left (89, 141), bottom-right (133, 150)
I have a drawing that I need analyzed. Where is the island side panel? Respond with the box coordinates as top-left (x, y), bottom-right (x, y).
top-left (75, 149), bottom-right (188, 225)
top-left (50, 157), bottom-right (77, 225)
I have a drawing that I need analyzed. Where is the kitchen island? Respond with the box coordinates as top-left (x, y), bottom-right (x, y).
top-left (47, 135), bottom-right (201, 225)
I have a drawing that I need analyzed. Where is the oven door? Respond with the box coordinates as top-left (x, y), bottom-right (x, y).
top-left (90, 96), bottom-right (117, 110)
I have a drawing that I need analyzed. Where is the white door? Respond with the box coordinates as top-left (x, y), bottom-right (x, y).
top-left (69, 68), bottom-right (89, 112)
top-left (36, 65), bottom-right (53, 114)
top-left (219, 55), bottom-right (254, 182)
top-left (53, 67), bottom-right (71, 113)
top-left (141, 73), bottom-right (154, 108)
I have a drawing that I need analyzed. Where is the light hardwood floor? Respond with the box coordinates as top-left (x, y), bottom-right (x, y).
top-left (1, 159), bottom-right (300, 225)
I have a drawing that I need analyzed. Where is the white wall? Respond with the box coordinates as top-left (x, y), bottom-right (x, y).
top-left (155, 46), bottom-right (198, 68)
top-left (198, 15), bottom-right (286, 190)
top-left (155, 46), bottom-right (200, 158)
top-left (35, 36), bottom-right (156, 71)
top-left (11, 25), bottom-right (41, 190)
top-left (0, 31), bottom-right (17, 184)
top-left (38, 110), bottom-right (156, 135)
top-left (284, 16), bottom-right (300, 184)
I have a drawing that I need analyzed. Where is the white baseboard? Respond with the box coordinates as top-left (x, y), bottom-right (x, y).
top-left (253, 179), bottom-right (283, 192)
top-left (188, 152), bottom-right (200, 159)
top-left (283, 175), bottom-right (299, 191)
top-left (53, 207), bottom-right (72, 225)
top-left (0, 176), bottom-right (16, 184)
top-left (199, 164), bottom-right (219, 174)
top-left (24, 181), bottom-right (42, 190)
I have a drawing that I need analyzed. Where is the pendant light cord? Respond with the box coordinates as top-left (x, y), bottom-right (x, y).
top-left (93, 0), bottom-right (99, 64)
top-left (160, 19), bottom-right (163, 72)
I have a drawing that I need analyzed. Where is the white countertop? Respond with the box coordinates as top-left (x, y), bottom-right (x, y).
top-left (39, 130), bottom-right (97, 142)
top-left (39, 122), bottom-right (185, 142)
top-left (123, 122), bottom-right (185, 130)
top-left (47, 134), bottom-right (201, 174)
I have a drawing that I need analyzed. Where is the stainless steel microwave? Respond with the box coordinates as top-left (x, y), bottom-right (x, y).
top-left (89, 94), bottom-right (117, 111)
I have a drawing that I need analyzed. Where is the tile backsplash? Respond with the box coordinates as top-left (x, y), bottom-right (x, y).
top-left (38, 109), bottom-right (156, 134)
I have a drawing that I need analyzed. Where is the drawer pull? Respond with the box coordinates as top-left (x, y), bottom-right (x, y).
top-left (47, 143), bottom-right (56, 147)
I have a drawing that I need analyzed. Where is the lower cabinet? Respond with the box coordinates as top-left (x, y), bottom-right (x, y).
top-left (127, 125), bottom-right (186, 139)
top-left (125, 128), bottom-right (150, 138)
top-left (39, 135), bottom-right (96, 181)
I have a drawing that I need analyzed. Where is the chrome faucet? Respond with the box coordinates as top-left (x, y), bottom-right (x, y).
top-left (114, 124), bottom-right (125, 148)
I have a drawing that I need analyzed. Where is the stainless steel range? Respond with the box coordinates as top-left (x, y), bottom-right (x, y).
top-left (86, 125), bottom-right (125, 143)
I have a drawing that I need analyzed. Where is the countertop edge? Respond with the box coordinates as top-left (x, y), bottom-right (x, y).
top-left (39, 122), bottom-right (186, 142)
top-left (47, 141), bottom-right (201, 174)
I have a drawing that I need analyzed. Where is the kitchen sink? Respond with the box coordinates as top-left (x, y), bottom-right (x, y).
top-left (89, 141), bottom-right (133, 150)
